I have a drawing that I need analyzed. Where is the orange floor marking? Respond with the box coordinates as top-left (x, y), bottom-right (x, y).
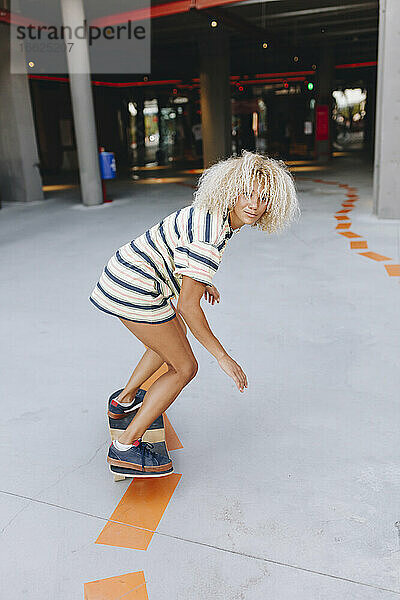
top-left (84, 571), bottom-right (148, 600)
top-left (336, 222), bottom-right (352, 230)
top-left (338, 231), bottom-right (362, 238)
top-left (358, 251), bottom-right (392, 262)
top-left (139, 362), bottom-right (184, 450)
top-left (331, 181), bottom-right (400, 279)
top-left (351, 240), bottom-right (368, 249)
top-left (96, 473), bottom-right (182, 550)
top-left (164, 412), bottom-right (183, 450)
top-left (385, 264), bottom-right (400, 276)
top-left (97, 359), bottom-right (182, 551)
top-left (141, 363), bottom-right (169, 391)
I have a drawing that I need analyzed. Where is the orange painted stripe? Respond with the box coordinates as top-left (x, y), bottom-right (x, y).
top-left (141, 363), bottom-right (183, 436)
top-left (141, 363), bottom-right (169, 391)
top-left (98, 357), bottom-right (183, 551)
top-left (336, 209), bottom-right (352, 214)
top-left (336, 222), bottom-right (352, 230)
top-left (310, 179), bottom-right (338, 185)
top-left (358, 251), bottom-right (392, 262)
top-left (140, 361), bottom-right (184, 449)
top-left (385, 264), bottom-right (400, 276)
top-left (335, 215), bottom-right (350, 220)
top-left (164, 412), bottom-right (183, 450)
top-left (338, 231), bottom-right (362, 238)
top-left (96, 474), bottom-right (182, 550)
top-left (84, 571), bottom-right (148, 599)
top-left (350, 241), bottom-right (368, 249)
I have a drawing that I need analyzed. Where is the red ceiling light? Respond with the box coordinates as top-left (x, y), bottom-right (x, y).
top-left (29, 75), bottom-right (69, 83)
top-left (29, 74), bottom-right (309, 87)
top-left (91, 79), bottom-right (182, 87)
top-left (91, 0), bottom-right (245, 27)
top-left (91, 2), bottom-right (187, 27)
top-left (255, 70), bottom-right (314, 78)
top-left (0, 8), bottom-right (46, 27)
top-left (335, 61), bottom-right (377, 69)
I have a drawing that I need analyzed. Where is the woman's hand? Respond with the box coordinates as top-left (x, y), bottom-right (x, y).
top-left (217, 354), bottom-right (248, 392)
top-left (203, 284), bottom-right (220, 305)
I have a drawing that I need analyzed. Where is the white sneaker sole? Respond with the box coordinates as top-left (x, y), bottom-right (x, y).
top-left (109, 466), bottom-right (174, 478)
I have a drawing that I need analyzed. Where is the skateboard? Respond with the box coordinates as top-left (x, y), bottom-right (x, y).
top-left (107, 388), bottom-right (173, 482)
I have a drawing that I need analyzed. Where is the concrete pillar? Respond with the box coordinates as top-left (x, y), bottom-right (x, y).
top-left (373, 0), bottom-right (400, 218)
top-left (199, 31), bottom-right (231, 168)
top-left (60, 0), bottom-right (102, 206)
top-left (315, 43), bottom-right (334, 163)
top-left (0, 23), bottom-right (43, 203)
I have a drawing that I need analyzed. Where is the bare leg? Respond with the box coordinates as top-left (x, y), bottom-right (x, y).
top-left (116, 309), bottom-right (197, 445)
top-left (116, 347), bottom-right (164, 404)
top-left (116, 305), bottom-right (188, 404)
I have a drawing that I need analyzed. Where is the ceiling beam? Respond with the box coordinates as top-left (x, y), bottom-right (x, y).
top-left (230, 1), bottom-right (377, 17)
top-left (195, 5), bottom-right (269, 38)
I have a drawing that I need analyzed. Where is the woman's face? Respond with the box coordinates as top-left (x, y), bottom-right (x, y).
top-left (231, 181), bottom-right (267, 227)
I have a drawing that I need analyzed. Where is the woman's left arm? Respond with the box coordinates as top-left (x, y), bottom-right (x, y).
top-left (177, 276), bottom-right (247, 392)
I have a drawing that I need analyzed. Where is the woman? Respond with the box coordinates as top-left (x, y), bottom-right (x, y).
top-left (89, 150), bottom-right (300, 477)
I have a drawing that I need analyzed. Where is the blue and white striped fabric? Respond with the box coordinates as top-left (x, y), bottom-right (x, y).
top-left (89, 205), bottom-right (239, 324)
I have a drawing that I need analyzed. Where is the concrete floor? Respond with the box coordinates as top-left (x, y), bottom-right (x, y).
top-left (1, 155), bottom-right (400, 598)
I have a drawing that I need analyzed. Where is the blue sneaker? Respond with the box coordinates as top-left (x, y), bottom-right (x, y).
top-left (107, 439), bottom-right (173, 477)
top-left (107, 388), bottom-right (146, 420)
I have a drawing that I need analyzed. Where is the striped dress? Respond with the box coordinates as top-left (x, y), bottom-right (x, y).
top-left (88, 205), bottom-right (241, 324)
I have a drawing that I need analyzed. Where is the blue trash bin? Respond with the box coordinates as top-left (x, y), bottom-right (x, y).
top-left (99, 151), bottom-right (116, 180)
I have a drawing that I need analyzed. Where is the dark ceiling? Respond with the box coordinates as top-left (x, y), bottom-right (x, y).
top-left (149, 0), bottom-right (378, 80)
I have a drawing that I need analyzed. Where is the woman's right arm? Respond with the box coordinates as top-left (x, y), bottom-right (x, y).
top-left (177, 276), bottom-right (248, 392)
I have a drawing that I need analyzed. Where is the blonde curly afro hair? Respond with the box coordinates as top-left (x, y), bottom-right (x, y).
top-left (192, 150), bottom-right (300, 234)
